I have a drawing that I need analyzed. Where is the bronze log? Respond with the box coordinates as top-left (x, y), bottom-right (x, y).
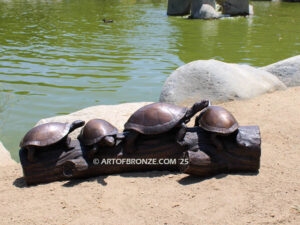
top-left (19, 126), bottom-right (261, 185)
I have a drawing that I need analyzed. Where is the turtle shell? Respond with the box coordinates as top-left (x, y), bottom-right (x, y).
top-left (20, 122), bottom-right (71, 148)
top-left (78, 119), bottom-right (118, 146)
top-left (199, 106), bottom-right (239, 135)
top-left (124, 103), bottom-right (188, 135)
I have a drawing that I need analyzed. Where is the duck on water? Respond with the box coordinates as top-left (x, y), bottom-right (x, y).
top-left (103, 18), bottom-right (113, 23)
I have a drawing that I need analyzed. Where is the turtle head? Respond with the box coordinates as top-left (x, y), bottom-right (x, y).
top-left (103, 136), bottom-right (115, 147)
top-left (69, 120), bottom-right (85, 133)
top-left (185, 100), bottom-right (210, 123)
top-left (116, 133), bottom-right (125, 140)
top-left (192, 100), bottom-right (210, 112)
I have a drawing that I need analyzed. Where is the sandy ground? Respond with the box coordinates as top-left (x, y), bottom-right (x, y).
top-left (0, 87), bottom-right (300, 225)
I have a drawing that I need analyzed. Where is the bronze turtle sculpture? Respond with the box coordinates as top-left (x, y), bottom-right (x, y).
top-left (123, 100), bottom-right (209, 154)
top-left (78, 119), bottom-right (124, 158)
top-left (20, 120), bottom-right (85, 162)
top-left (195, 106), bottom-right (239, 151)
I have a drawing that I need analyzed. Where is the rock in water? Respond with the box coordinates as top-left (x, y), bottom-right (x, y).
top-left (219, 0), bottom-right (249, 16)
top-left (198, 4), bottom-right (221, 19)
top-left (167, 0), bottom-right (192, 16)
top-left (159, 59), bottom-right (286, 105)
top-left (249, 4), bottom-right (254, 16)
top-left (260, 55), bottom-right (300, 87)
top-left (191, 0), bottom-right (218, 19)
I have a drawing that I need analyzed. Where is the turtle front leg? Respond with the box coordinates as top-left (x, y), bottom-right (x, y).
top-left (123, 131), bottom-right (139, 155)
top-left (210, 133), bottom-right (223, 151)
top-left (27, 146), bottom-right (36, 162)
top-left (176, 123), bottom-right (187, 141)
top-left (185, 99), bottom-right (209, 123)
top-left (194, 110), bottom-right (206, 127)
top-left (86, 145), bottom-right (97, 159)
top-left (194, 115), bottom-right (200, 127)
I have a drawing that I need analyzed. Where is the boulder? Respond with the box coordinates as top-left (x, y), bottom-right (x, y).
top-left (167, 0), bottom-right (192, 16)
top-left (191, 0), bottom-right (217, 18)
top-left (0, 141), bottom-right (16, 166)
top-left (159, 59), bottom-right (286, 105)
top-left (199, 4), bottom-right (221, 19)
top-left (191, 3), bottom-right (221, 19)
top-left (218, 0), bottom-right (249, 16)
top-left (249, 4), bottom-right (254, 16)
top-left (37, 102), bottom-right (153, 139)
top-left (260, 55), bottom-right (300, 87)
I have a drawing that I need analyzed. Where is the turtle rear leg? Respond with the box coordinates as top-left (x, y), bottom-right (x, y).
top-left (123, 131), bottom-right (139, 155)
top-left (210, 133), bottom-right (223, 151)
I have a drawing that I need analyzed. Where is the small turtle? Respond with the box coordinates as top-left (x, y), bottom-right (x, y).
top-left (195, 106), bottom-right (239, 151)
top-left (78, 119), bottom-right (124, 158)
top-left (20, 120), bottom-right (85, 162)
top-left (123, 100), bottom-right (209, 154)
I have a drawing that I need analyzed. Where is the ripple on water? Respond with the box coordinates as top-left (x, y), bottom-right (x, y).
top-left (0, 0), bottom-right (300, 159)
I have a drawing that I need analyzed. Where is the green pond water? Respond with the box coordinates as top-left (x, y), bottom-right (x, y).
top-left (0, 0), bottom-right (300, 160)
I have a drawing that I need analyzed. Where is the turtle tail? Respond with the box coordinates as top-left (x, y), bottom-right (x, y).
top-left (69, 120), bottom-right (85, 133)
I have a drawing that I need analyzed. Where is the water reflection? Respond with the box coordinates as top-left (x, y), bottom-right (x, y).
top-left (0, 0), bottom-right (300, 159)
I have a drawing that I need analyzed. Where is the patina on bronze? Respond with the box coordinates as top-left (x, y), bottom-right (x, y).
top-left (18, 102), bottom-right (261, 186)
top-left (78, 119), bottom-right (124, 159)
top-left (195, 106), bottom-right (239, 151)
top-left (180, 126), bottom-right (261, 176)
top-left (19, 120), bottom-right (85, 162)
top-left (19, 125), bottom-right (261, 185)
top-left (123, 100), bottom-right (209, 154)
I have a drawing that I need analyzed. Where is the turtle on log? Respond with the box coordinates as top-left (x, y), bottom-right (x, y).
top-left (123, 100), bottom-right (209, 154)
top-left (78, 119), bottom-right (124, 158)
top-left (195, 106), bottom-right (239, 151)
top-left (20, 120), bottom-right (85, 162)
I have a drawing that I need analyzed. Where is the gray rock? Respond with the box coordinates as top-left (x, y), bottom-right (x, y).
top-left (37, 102), bottom-right (153, 139)
top-left (218, 0), bottom-right (249, 16)
top-left (199, 4), bottom-right (221, 19)
top-left (0, 141), bottom-right (16, 166)
top-left (191, 0), bottom-right (217, 18)
top-left (261, 55), bottom-right (300, 87)
top-left (167, 0), bottom-right (192, 16)
top-left (249, 4), bottom-right (254, 15)
top-left (159, 59), bottom-right (286, 105)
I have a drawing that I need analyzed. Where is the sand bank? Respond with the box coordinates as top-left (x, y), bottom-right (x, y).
top-left (0, 87), bottom-right (299, 224)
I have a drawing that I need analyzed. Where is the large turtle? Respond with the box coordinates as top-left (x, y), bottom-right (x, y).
top-left (78, 119), bottom-right (124, 158)
top-left (20, 120), bottom-right (85, 162)
top-left (123, 100), bottom-right (209, 154)
top-left (195, 106), bottom-right (239, 151)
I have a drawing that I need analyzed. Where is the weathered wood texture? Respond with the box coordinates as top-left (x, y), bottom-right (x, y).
top-left (20, 126), bottom-right (261, 185)
top-left (181, 126), bottom-right (261, 176)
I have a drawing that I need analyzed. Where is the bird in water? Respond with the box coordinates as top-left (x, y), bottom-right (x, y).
top-left (103, 18), bottom-right (113, 23)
